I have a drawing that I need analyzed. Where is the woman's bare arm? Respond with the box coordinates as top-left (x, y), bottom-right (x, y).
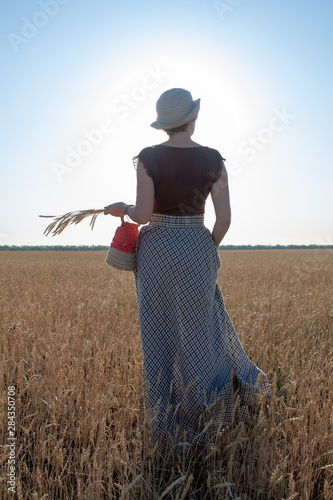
top-left (127, 162), bottom-right (154, 223)
top-left (211, 161), bottom-right (231, 247)
top-left (104, 162), bottom-right (154, 224)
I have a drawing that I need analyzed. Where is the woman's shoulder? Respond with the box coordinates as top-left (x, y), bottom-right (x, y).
top-left (200, 146), bottom-right (226, 162)
top-left (132, 146), bottom-right (162, 177)
top-left (133, 145), bottom-right (162, 159)
top-left (198, 147), bottom-right (226, 184)
top-left (133, 145), bottom-right (158, 158)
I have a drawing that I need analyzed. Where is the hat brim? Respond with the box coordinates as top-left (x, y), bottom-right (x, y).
top-left (150, 98), bottom-right (201, 130)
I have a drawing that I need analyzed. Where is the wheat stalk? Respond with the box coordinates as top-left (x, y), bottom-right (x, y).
top-left (39, 209), bottom-right (105, 236)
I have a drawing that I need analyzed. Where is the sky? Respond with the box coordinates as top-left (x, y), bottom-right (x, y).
top-left (1, 0), bottom-right (333, 246)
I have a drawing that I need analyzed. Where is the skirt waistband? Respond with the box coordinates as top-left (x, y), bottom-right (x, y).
top-left (148, 214), bottom-right (204, 228)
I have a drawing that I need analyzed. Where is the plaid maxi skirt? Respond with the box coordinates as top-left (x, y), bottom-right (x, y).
top-left (134, 214), bottom-right (271, 456)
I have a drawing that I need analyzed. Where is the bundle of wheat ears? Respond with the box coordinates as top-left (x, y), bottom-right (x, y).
top-left (39, 209), bottom-right (105, 237)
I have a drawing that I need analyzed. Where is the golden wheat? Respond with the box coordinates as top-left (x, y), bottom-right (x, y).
top-left (39, 209), bottom-right (105, 237)
top-left (1, 250), bottom-right (332, 499)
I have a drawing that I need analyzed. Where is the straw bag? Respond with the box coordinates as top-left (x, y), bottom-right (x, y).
top-left (105, 206), bottom-right (139, 271)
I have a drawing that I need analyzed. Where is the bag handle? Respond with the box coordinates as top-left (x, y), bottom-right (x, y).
top-left (120, 204), bottom-right (134, 224)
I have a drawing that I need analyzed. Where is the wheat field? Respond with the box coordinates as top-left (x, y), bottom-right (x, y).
top-left (1, 249), bottom-right (332, 499)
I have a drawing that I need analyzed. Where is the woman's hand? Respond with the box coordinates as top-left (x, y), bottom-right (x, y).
top-left (104, 202), bottom-right (126, 217)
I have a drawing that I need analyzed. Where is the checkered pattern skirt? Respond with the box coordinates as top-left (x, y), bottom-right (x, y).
top-left (134, 214), bottom-right (271, 456)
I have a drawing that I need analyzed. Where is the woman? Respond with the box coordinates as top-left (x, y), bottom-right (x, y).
top-left (104, 88), bottom-right (271, 459)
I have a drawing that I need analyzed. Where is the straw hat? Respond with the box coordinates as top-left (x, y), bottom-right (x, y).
top-left (151, 88), bottom-right (200, 130)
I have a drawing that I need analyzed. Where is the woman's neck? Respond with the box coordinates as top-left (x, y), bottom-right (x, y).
top-left (160, 132), bottom-right (201, 148)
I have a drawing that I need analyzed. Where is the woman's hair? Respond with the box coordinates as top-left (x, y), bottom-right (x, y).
top-left (165, 123), bottom-right (188, 136)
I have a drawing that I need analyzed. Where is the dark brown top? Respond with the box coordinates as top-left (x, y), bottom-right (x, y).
top-left (133, 145), bottom-right (225, 216)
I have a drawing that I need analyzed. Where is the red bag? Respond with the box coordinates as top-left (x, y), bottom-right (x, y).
top-left (105, 211), bottom-right (139, 271)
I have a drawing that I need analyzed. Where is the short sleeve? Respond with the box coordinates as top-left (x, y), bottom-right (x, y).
top-left (132, 146), bottom-right (159, 179)
top-left (204, 148), bottom-right (226, 187)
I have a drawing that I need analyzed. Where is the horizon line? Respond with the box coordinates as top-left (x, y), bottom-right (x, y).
top-left (0, 244), bottom-right (332, 251)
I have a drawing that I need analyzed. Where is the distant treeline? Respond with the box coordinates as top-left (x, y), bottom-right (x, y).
top-left (0, 245), bottom-right (109, 251)
top-left (0, 245), bottom-right (332, 251)
top-left (219, 244), bottom-right (333, 250)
